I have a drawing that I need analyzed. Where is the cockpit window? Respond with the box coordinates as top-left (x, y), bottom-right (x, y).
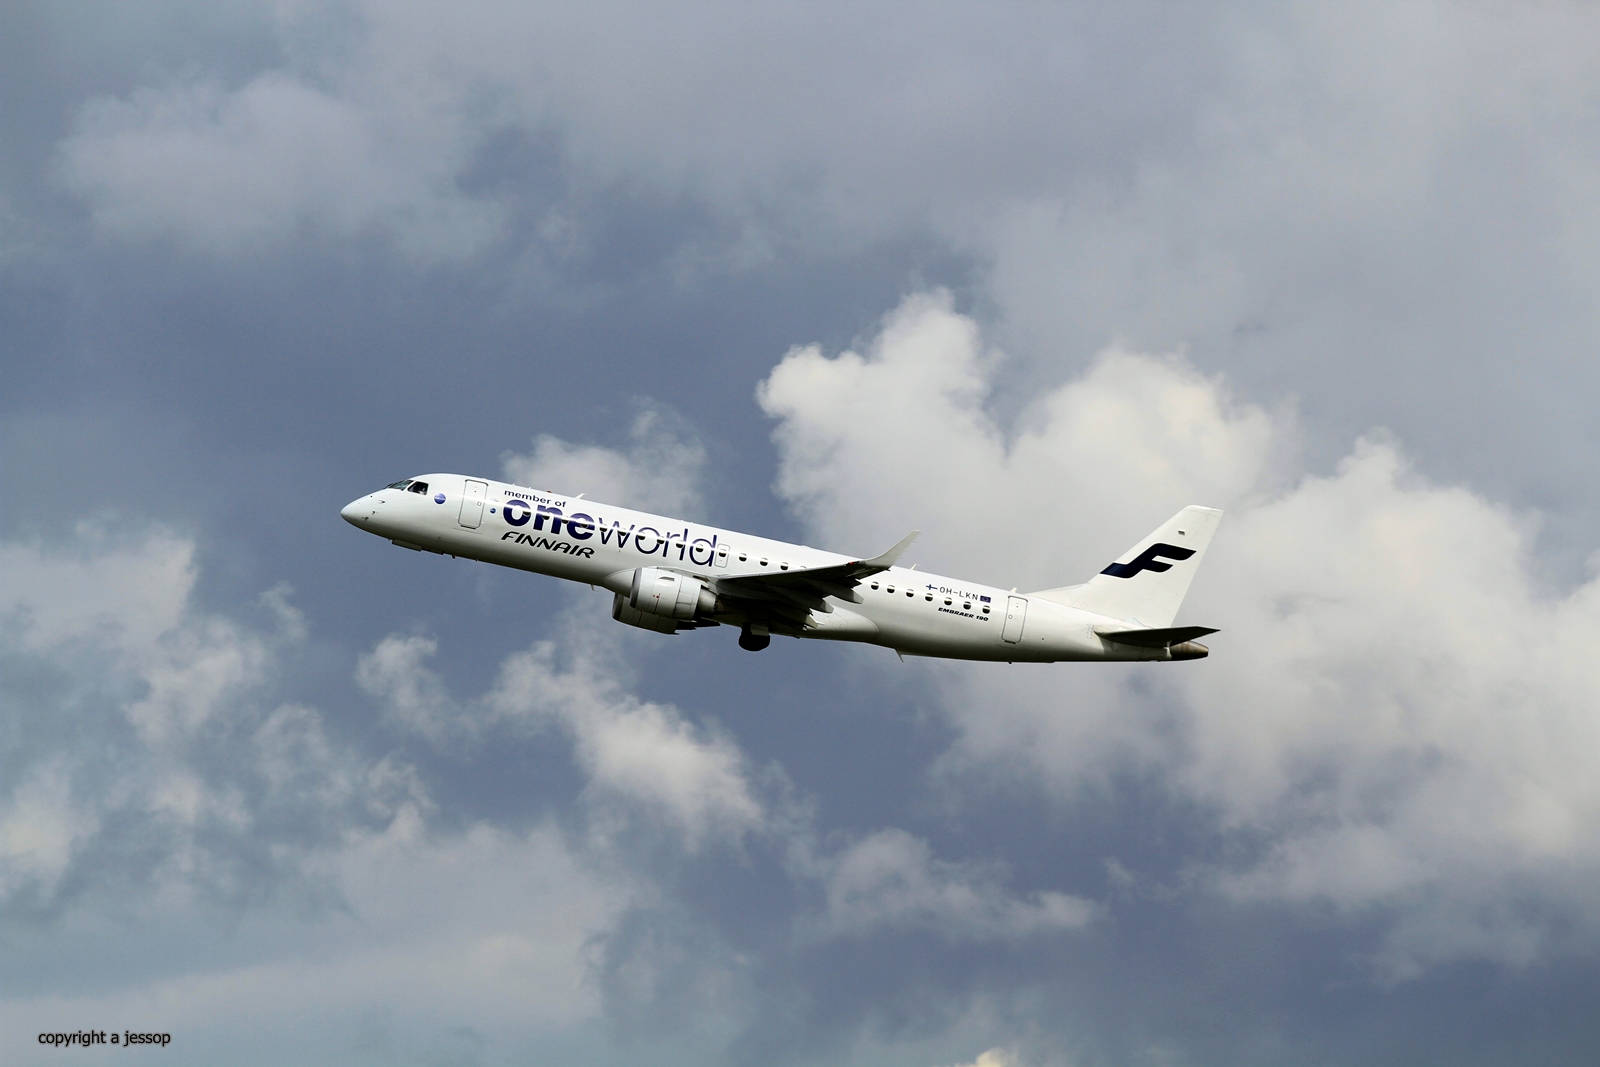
top-left (408, 481), bottom-right (430, 494)
top-left (386, 480), bottom-right (412, 490)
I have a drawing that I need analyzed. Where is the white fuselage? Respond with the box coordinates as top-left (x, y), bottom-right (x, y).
top-left (340, 473), bottom-right (1177, 662)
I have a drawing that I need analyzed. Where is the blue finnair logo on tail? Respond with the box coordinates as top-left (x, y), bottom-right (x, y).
top-left (1101, 543), bottom-right (1195, 579)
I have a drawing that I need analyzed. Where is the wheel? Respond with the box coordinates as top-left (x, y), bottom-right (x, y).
top-left (738, 628), bottom-right (771, 652)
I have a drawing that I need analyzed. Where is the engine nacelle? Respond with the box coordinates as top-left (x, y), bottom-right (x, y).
top-left (612, 593), bottom-right (683, 633)
top-left (627, 567), bottom-right (716, 620)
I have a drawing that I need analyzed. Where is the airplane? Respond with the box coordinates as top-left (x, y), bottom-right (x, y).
top-left (340, 475), bottom-right (1221, 662)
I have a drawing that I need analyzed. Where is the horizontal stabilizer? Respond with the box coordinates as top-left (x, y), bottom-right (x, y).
top-left (1094, 625), bottom-right (1219, 648)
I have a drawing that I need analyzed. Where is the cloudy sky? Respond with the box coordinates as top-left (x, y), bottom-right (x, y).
top-left (4, 1), bottom-right (1600, 1063)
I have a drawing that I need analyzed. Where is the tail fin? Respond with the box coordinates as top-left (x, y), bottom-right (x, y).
top-left (1030, 505), bottom-right (1223, 626)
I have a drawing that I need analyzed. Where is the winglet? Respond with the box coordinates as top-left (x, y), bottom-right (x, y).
top-left (861, 530), bottom-right (919, 570)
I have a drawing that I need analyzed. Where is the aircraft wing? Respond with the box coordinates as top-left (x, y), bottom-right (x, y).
top-left (713, 531), bottom-right (918, 619)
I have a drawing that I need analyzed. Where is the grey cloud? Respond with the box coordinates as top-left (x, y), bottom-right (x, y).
top-left (11, 2), bottom-right (1600, 1061)
top-left (46, 1), bottom-right (1600, 540)
top-left (0, 524), bottom-right (648, 1062)
top-left (59, 74), bottom-right (505, 263)
top-left (2, 817), bottom-right (633, 1051)
top-left (45, 3), bottom-right (1231, 262)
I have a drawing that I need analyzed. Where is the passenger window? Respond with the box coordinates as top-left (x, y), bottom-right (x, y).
top-left (870, 582), bottom-right (880, 590)
top-left (780, 563), bottom-right (789, 570)
top-left (906, 590), bottom-right (913, 597)
top-left (982, 607), bottom-right (991, 614)
top-left (963, 602), bottom-right (971, 610)
top-left (925, 594), bottom-right (933, 601)
top-left (738, 554), bottom-right (747, 562)
top-left (944, 598), bottom-right (952, 605)
top-left (886, 586), bottom-right (895, 594)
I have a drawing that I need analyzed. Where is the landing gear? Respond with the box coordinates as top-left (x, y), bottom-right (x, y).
top-left (738, 627), bottom-right (771, 652)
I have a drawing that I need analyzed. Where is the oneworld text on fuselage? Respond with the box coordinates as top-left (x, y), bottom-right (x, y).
top-left (500, 499), bottom-right (718, 565)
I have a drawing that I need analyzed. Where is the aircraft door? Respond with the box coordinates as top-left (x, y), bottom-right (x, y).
top-left (458, 479), bottom-right (487, 529)
top-left (1001, 595), bottom-right (1028, 644)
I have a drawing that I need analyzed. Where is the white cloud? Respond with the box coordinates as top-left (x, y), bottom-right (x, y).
top-left (357, 618), bottom-right (1102, 944)
top-left (355, 633), bottom-right (461, 742)
top-left (0, 761), bottom-right (96, 897)
top-left (2, 526), bottom-right (408, 902)
top-left (487, 617), bottom-right (765, 849)
top-left (124, 614), bottom-right (272, 746)
top-left (0, 524), bottom-right (194, 659)
top-left (758, 292), bottom-right (1600, 977)
top-left (943, 1051), bottom-right (1022, 1067)
top-left (500, 404), bottom-right (707, 517)
top-left (759, 291), bottom-right (1281, 576)
top-left (353, 618), bottom-right (764, 849)
top-left (815, 829), bottom-right (1096, 942)
top-left (259, 583), bottom-right (308, 645)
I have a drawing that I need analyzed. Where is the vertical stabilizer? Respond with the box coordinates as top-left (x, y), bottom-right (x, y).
top-left (1030, 506), bottom-right (1223, 626)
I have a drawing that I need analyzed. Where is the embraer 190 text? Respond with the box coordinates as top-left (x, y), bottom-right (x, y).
top-left (341, 475), bottom-right (1222, 662)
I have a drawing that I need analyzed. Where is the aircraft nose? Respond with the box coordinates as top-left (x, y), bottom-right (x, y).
top-left (341, 497), bottom-right (367, 527)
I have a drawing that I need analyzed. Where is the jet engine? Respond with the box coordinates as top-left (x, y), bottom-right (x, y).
top-left (612, 594), bottom-right (682, 633)
top-left (626, 567), bottom-right (717, 620)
